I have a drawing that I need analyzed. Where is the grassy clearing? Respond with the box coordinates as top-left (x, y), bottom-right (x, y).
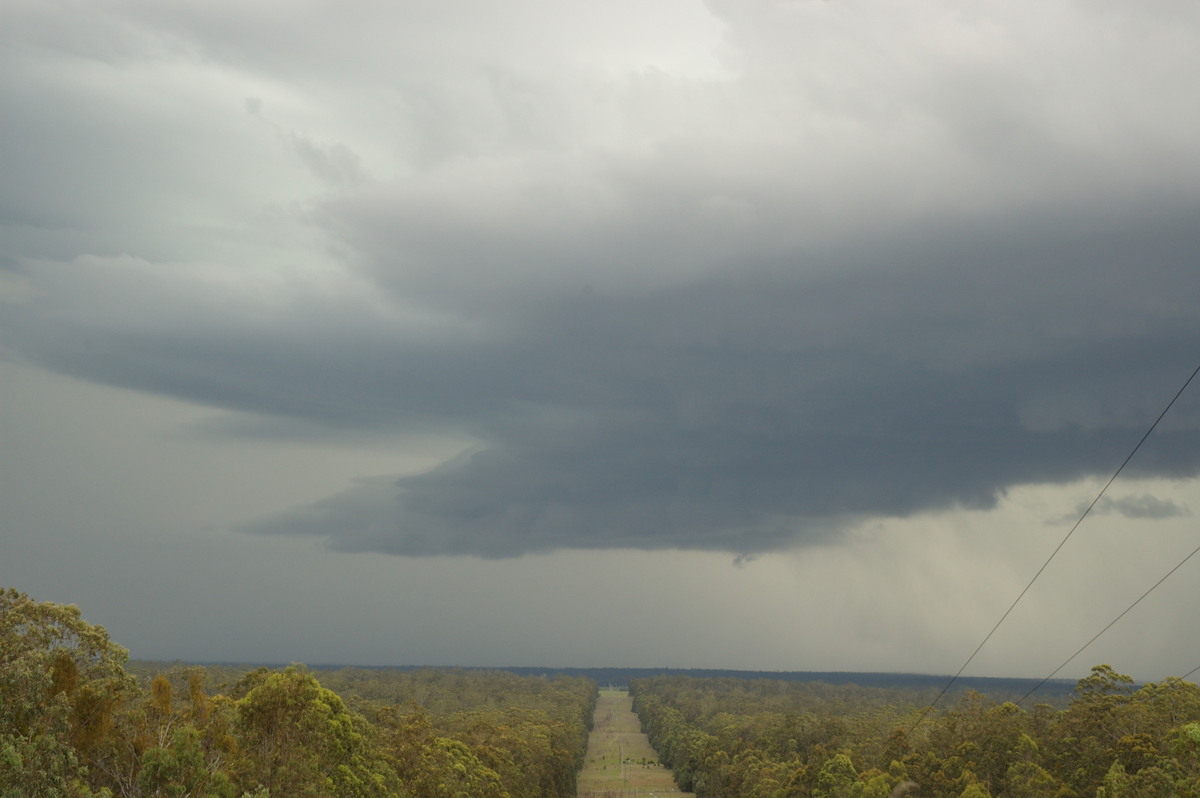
top-left (577, 689), bottom-right (693, 798)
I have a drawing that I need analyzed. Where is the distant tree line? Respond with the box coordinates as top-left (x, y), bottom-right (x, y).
top-left (371, 666), bottom-right (1075, 701)
top-left (1, 588), bottom-right (595, 798)
top-left (631, 671), bottom-right (1200, 797)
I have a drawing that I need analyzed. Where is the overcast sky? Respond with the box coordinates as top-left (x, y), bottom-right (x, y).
top-left (3, 0), bottom-right (1199, 683)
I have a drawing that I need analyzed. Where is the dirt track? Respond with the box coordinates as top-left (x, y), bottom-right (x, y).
top-left (576, 689), bottom-right (694, 798)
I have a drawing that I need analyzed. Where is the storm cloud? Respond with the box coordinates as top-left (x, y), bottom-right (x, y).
top-left (4, 0), bottom-right (1200, 560)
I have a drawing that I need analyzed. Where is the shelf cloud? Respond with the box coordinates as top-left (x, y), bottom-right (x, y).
top-left (5, 1), bottom-right (1200, 560)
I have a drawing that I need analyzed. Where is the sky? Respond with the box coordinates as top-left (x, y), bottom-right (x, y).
top-left (3, 0), bottom-right (1200, 683)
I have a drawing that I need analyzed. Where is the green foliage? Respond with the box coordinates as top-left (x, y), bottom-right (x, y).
top-left (630, 665), bottom-right (1200, 798)
top-left (137, 725), bottom-right (237, 798)
top-left (812, 752), bottom-right (857, 798)
top-left (340, 667), bottom-right (595, 798)
top-left (0, 587), bottom-right (134, 797)
top-left (235, 666), bottom-right (396, 798)
top-left (375, 708), bottom-right (505, 798)
top-left (13, 590), bottom-right (1200, 798)
top-left (3, 590), bottom-right (596, 798)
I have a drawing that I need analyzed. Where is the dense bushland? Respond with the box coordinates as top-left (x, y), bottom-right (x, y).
top-left (0, 588), bottom-right (594, 798)
top-left (631, 671), bottom-right (1200, 797)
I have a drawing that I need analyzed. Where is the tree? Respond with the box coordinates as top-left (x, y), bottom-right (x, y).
top-left (235, 666), bottom-right (395, 798)
top-left (958, 783), bottom-right (991, 798)
top-left (1004, 760), bottom-right (1059, 798)
top-left (137, 724), bottom-right (238, 798)
top-left (0, 587), bottom-right (134, 797)
top-left (1075, 665), bottom-right (1135, 702)
top-left (1049, 665), bottom-right (1137, 792)
top-left (812, 752), bottom-right (857, 798)
top-left (375, 705), bottom-right (513, 798)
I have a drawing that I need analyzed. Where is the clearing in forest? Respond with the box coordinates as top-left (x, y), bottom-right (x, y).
top-left (576, 689), bottom-right (694, 798)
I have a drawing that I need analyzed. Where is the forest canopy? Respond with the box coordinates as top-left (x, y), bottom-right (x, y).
top-left (630, 670), bottom-right (1200, 797)
top-left (5, 587), bottom-right (1199, 798)
top-left (0, 588), bottom-right (594, 798)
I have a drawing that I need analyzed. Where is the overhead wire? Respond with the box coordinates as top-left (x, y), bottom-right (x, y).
top-left (1016, 540), bottom-right (1200, 704)
top-left (909, 362), bottom-right (1200, 733)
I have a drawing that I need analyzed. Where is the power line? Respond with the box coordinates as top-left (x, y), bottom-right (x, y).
top-left (1183, 663), bottom-right (1200, 682)
top-left (1017, 540), bottom-right (1200, 704)
top-left (910, 362), bottom-right (1200, 732)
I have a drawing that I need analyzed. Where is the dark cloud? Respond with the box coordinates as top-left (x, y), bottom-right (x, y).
top-left (9, 195), bottom-right (1198, 558)
top-left (4, 0), bottom-right (1200, 560)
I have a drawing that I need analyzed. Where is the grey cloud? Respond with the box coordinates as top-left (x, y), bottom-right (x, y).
top-left (289, 135), bottom-right (366, 187)
top-left (1092, 495), bottom-right (1192, 521)
top-left (4, 1), bottom-right (1200, 559)
top-left (244, 99), bottom-right (369, 187)
top-left (17, 198), bottom-right (1195, 558)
